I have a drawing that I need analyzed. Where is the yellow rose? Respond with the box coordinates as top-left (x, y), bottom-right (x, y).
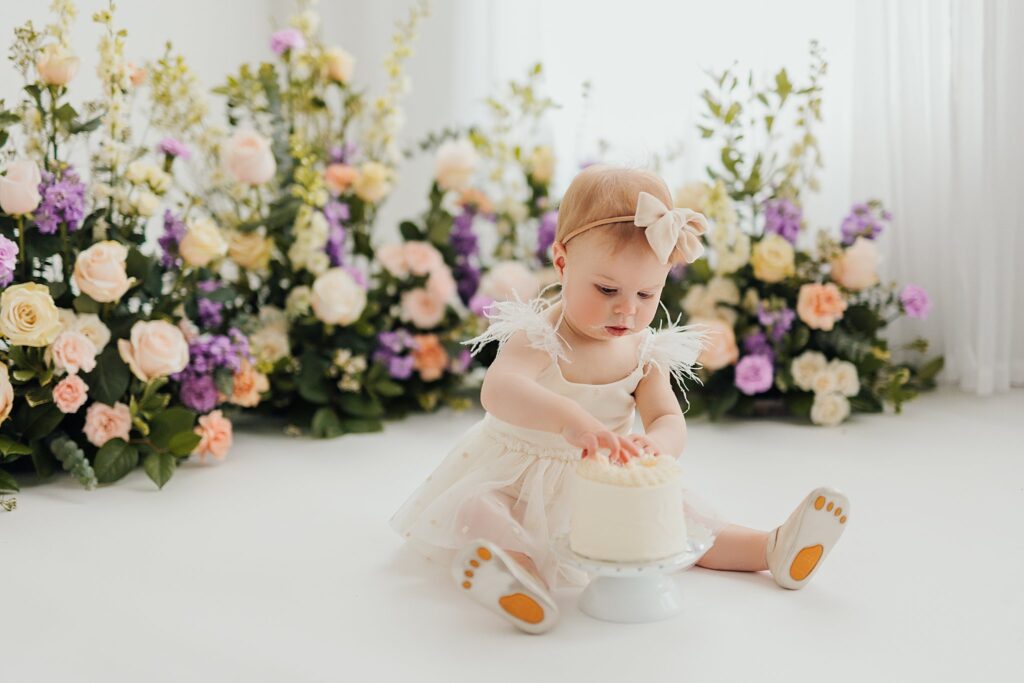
top-left (527, 146), bottom-right (555, 184)
top-left (751, 234), bottom-right (795, 283)
top-left (0, 283), bottom-right (62, 347)
top-left (322, 47), bottom-right (355, 84)
top-left (180, 217), bottom-right (228, 268)
top-left (228, 229), bottom-right (273, 271)
top-left (353, 162), bottom-right (392, 203)
top-left (73, 241), bottom-right (135, 303)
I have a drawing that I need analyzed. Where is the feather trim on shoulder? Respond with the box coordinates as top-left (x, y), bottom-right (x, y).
top-left (640, 317), bottom-right (711, 393)
top-left (461, 296), bottom-right (570, 362)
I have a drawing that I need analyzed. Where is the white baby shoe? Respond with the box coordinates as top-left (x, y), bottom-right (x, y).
top-left (453, 539), bottom-right (559, 634)
top-left (766, 487), bottom-right (850, 590)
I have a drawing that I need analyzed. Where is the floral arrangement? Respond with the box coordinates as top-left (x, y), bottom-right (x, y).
top-left (184, 0), bottom-right (429, 437)
top-left (0, 1), bottom-right (245, 506)
top-left (663, 42), bottom-right (943, 425)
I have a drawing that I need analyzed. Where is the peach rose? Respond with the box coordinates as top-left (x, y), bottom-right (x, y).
top-left (434, 139), bottom-right (478, 191)
top-left (229, 360), bottom-right (269, 407)
top-left (193, 410), bottom-right (232, 461)
top-left (478, 261), bottom-right (540, 302)
top-left (353, 161), bottom-right (391, 203)
top-left (53, 374), bottom-right (88, 414)
top-left (426, 266), bottom-right (457, 303)
top-left (692, 317), bottom-right (738, 371)
top-left (36, 43), bottom-right (80, 86)
top-left (324, 163), bottom-right (358, 194)
top-left (221, 129), bottom-right (276, 185)
top-left (0, 159), bottom-right (42, 215)
top-left (83, 401), bottom-right (131, 447)
top-left (458, 188), bottom-right (493, 214)
top-left (311, 268), bottom-right (366, 325)
top-left (0, 364), bottom-right (13, 425)
top-left (73, 241), bottom-right (134, 303)
top-left (50, 330), bottom-right (98, 375)
top-left (402, 241), bottom-right (444, 276)
top-left (831, 237), bottom-right (880, 291)
top-left (323, 46), bottom-right (355, 83)
top-left (797, 282), bottom-right (848, 331)
top-left (377, 243), bottom-right (409, 277)
top-left (400, 288), bottom-right (446, 329)
top-left (411, 334), bottom-right (449, 382)
top-left (118, 320), bottom-right (190, 382)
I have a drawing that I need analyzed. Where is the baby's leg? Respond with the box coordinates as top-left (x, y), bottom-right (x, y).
top-left (696, 524), bottom-right (769, 571)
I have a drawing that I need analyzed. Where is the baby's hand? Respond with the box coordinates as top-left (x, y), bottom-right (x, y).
top-left (625, 434), bottom-right (664, 457)
top-left (561, 422), bottom-right (640, 464)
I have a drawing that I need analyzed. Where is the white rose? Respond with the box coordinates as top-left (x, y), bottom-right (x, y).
top-left (36, 43), bottom-right (80, 86)
top-left (791, 351), bottom-right (828, 391)
top-left (829, 359), bottom-right (861, 397)
top-left (73, 241), bottom-right (134, 303)
top-left (132, 191), bottom-right (160, 218)
top-left (311, 268), bottom-right (366, 325)
top-left (674, 182), bottom-right (711, 213)
top-left (811, 392), bottom-right (851, 426)
top-left (434, 139), bottom-right (478, 192)
top-left (285, 286), bottom-right (313, 318)
top-left (707, 276), bottom-right (741, 306)
top-left (179, 217), bottom-right (228, 268)
top-left (118, 320), bottom-right (190, 382)
top-left (353, 162), bottom-right (391, 203)
top-left (810, 369), bottom-right (838, 396)
top-left (305, 251), bottom-right (330, 275)
top-left (527, 146), bottom-right (555, 183)
top-left (71, 313), bottom-right (111, 352)
top-left (221, 128), bottom-right (276, 185)
top-left (250, 326), bottom-right (290, 364)
top-left (714, 231), bottom-right (751, 274)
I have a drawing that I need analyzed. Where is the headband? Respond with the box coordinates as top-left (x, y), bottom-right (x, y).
top-left (561, 191), bottom-right (708, 264)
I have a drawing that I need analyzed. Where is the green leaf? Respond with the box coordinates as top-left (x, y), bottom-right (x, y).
top-left (916, 356), bottom-right (945, 384)
top-left (340, 418), bottom-right (384, 434)
top-left (311, 407), bottom-right (345, 438)
top-left (22, 404), bottom-right (64, 442)
top-left (338, 394), bottom-right (385, 418)
top-left (143, 451), bottom-right (176, 489)
top-left (399, 221), bottom-right (423, 241)
top-left (73, 293), bottom-right (101, 314)
top-left (94, 438), bottom-right (139, 484)
top-left (70, 115), bottom-right (102, 134)
top-left (0, 468), bottom-right (19, 492)
top-left (84, 345), bottom-right (131, 405)
top-left (168, 431), bottom-right (201, 457)
top-left (298, 350), bottom-right (331, 405)
top-left (373, 379), bottom-right (404, 398)
top-left (0, 435), bottom-right (33, 457)
top-left (148, 407), bottom-right (197, 449)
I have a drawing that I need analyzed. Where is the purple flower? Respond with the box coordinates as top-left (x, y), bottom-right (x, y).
top-left (387, 355), bottom-right (415, 380)
top-left (270, 28), bottom-right (305, 55)
top-left (0, 235), bottom-right (19, 284)
top-left (197, 279), bottom-right (219, 293)
top-left (469, 293), bottom-right (494, 317)
top-left (763, 198), bottom-right (802, 244)
top-left (179, 374), bottom-right (219, 413)
top-left (454, 262), bottom-right (481, 305)
top-left (159, 210), bottom-right (186, 268)
top-left (900, 284), bottom-right (932, 319)
top-left (840, 202), bottom-right (890, 246)
top-left (757, 303), bottom-right (796, 343)
top-left (34, 167), bottom-right (87, 235)
top-left (329, 142), bottom-right (359, 164)
top-left (450, 349), bottom-right (472, 374)
top-left (450, 211), bottom-right (479, 257)
top-left (742, 330), bottom-right (774, 359)
top-left (158, 136), bottom-right (191, 160)
top-left (734, 354), bottom-right (774, 396)
top-left (537, 210), bottom-right (558, 261)
top-left (198, 298), bottom-right (224, 329)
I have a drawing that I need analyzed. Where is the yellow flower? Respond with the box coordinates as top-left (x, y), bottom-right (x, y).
top-left (751, 234), bottom-right (795, 283)
top-left (0, 283), bottom-right (62, 347)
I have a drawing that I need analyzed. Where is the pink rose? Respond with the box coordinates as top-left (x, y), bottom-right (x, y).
top-left (36, 44), bottom-right (79, 86)
top-left (377, 243), bottom-right (409, 277)
top-left (324, 163), bottom-right (358, 194)
top-left (400, 288), bottom-right (447, 329)
top-left (83, 401), bottom-right (131, 447)
top-left (194, 410), bottom-right (232, 461)
top-left (402, 241), bottom-right (445, 276)
top-left (53, 374), bottom-right (89, 414)
top-left (831, 237), bottom-right (880, 291)
top-left (73, 241), bottom-right (134, 303)
top-left (426, 265), bottom-right (457, 303)
top-left (118, 320), bottom-right (190, 382)
top-left (221, 129), bottom-right (276, 185)
top-left (50, 330), bottom-right (98, 375)
top-left (229, 360), bottom-right (269, 407)
top-left (692, 317), bottom-right (738, 371)
top-left (479, 261), bottom-right (540, 302)
top-left (797, 283), bottom-right (848, 331)
top-left (0, 159), bottom-right (42, 215)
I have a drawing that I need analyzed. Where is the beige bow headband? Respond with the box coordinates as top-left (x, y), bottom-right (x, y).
top-left (560, 191), bottom-right (708, 264)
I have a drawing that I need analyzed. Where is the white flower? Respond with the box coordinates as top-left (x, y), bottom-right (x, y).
top-left (132, 191), bottom-right (160, 218)
top-left (829, 359), bottom-right (861, 397)
top-left (311, 268), bottom-right (366, 326)
top-left (70, 313), bottom-right (111, 352)
top-left (179, 216), bottom-right (228, 267)
top-left (527, 146), bottom-right (555, 183)
top-left (811, 392), bottom-right (851, 426)
top-left (791, 351), bottom-right (828, 391)
top-left (810, 369), bottom-right (838, 396)
top-left (286, 286), bottom-right (313, 318)
top-left (434, 139), bottom-right (478, 192)
top-left (250, 326), bottom-right (290, 364)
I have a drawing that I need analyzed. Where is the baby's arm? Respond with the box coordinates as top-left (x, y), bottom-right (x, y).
top-left (633, 363), bottom-right (688, 458)
top-left (480, 332), bottom-right (639, 460)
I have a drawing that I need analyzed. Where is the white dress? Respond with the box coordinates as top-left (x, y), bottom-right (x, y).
top-left (389, 297), bottom-right (723, 588)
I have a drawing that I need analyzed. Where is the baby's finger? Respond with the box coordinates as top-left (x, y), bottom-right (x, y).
top-left (619, 436), bottom-right (641, 459)
top-left (598, 431), bottom-right (622, 462)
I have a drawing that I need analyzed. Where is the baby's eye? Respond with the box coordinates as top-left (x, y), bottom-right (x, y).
top-left (596, 285), bottom-right (617, 296)
top-left (638, 292), bottom-right (654, 300)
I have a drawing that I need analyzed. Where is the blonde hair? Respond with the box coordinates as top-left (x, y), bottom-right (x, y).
top-left (556, 165), bottom-right (683, 264)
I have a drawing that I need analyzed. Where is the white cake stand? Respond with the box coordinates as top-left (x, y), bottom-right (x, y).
top-left (552, 526), bottom-right (713, 624)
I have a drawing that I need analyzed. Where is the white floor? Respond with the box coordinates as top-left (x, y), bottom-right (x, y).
top-left (2, 387), bottom-right (1023, 682)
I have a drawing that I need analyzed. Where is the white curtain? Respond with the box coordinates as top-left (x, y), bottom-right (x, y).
top-left (852, 0), bottom-right (1024, 394)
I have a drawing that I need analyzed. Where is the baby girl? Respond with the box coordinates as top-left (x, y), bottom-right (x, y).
top-left (391, 165), bottom-right (849, 634)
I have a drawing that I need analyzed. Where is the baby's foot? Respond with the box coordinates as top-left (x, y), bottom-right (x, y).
top-left (766, 487), bottom-right (849, 590)
top-left (452, 539), bottom-right (558, 635)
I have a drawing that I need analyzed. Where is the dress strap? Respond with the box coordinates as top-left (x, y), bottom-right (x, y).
top-left (639, 317), bottom-right (710, 391)
top-left (462, 296), bottom-right (570, 363)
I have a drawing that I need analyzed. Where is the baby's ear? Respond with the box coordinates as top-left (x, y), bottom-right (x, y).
top-left (551, 241), bottom-right (567, 274)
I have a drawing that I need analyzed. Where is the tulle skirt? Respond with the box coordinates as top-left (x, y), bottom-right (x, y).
top-left (389, 413), bottom-right (723, 588)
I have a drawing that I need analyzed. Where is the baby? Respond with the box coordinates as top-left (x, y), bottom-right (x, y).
top-left (391, 165), bottom-right (849, 634)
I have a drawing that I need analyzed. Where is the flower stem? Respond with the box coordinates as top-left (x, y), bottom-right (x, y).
top-left (17, 215), bottom-right (28, 280)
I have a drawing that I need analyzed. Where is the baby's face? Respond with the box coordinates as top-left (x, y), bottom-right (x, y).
top-left (554, 232), bottom-right (671, 341)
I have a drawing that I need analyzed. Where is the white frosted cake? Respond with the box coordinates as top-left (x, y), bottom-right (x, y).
top-left (570, 453), bottom-right (687, 562)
